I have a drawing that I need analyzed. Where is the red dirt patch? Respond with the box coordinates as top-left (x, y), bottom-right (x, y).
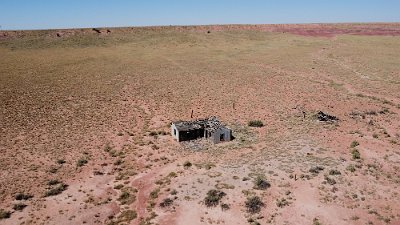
top-left (272, 24), bottom-right (400, 37)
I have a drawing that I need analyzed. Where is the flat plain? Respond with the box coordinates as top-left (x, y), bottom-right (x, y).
top-left (1, 23), bottom-right (400, 225)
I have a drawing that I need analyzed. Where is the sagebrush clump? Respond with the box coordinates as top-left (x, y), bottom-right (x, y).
top-left (350, 141), bottom-right (360, 148)
top-left (248, 120), bottom-right (264, 127)
top-left (346, 164), bottom-right (356, 172)
top-left (351, 149), bottom-right (361, 159)
top-left (204, 189), bottom-right (226, 207)
top-left (149, 188), bottom-right (160, 199)
top-left (221, 203), bottom-right (230, 211)
top-left (309, 166), bottom-right (324, 174)
top-left (324, 176), bottom-right (336, 185)
top-left (0, 209), bottom-right (11, 219)
top-left (44, 181), bottom-right (68, 197)
top-left (329, 169), bottom-right (341, 175)
top-left (13, 203), bottom-right (27, 211)
top-left (276, 198), bottom-right (289, 208)
top-left (183, 161), bottom-right (192, 168)
top-left (245, 196), bottom-right (264, 213)
top-left (118, 188), bottom-right (136, 205)
top-left (77, 158), bottom-right (88, 167)
top-left (253, 176), bottom-right (270, 190)
top-left (15, 193), bottom-right (33, 200)
top-left (159, 198), bottom-right (173, 208)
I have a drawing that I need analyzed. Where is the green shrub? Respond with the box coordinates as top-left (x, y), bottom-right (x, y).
top-left (0, 209), bottom-right (11, 219)
top-left (221, 203), bottom-right (230, 211)
top-left (159, 198), bottom-right (174, 208)
top-left (104, 144), bottom-right (112, 152)
top-left (150, 189), bottom-right (160, 199)
top-left (12, 203), bottom-right (27, 211)
top-left (253, 176), bottom-right (270, 190)
top-left (350, 141), bottom-right (359, 148)
top-left (77, 158), bottom-right (88, 167)
top-left (351, 149), bottom-right (361, 159)
top-left (248, 120), bottom-right (264, 127)
top-left (119, 191), bottom-right (130, 201)
top-left (114, 159), bottom-right (123, 166)
top-left (44, 183), bottom-right (68, 197)
top-left (183, 161), bottom-right (192, 168)
top-left (118, 190), bottom-right (135, 205)
top-left (309, 166), bottom-right (324, 174)
top-left (324, 176), bottom-right (336, 185)
top-left (313, 218), bottom-right (323, 225)
top-left (15, 193), bottom-right (33, 200)
top-left (247, 218), bottom-right (261, 225)
top-left (168, 172), bottom-right (177, 178)
top-left (245, 196), bottom-right (264, 213)
top-left (328, 169), bottom-right (341, 175)
top-left (346, 164), bottom-right (356, 172)
top-left (118, 210), bottom-right (137, 223)
top-left (204, 189), bottom-right (226, 207)
top-left (276, 198), bottom-right (289, 208)
top-left (350, 215), bottom-right (360, 221)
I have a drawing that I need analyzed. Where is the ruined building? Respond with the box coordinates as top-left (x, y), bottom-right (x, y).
top-left (171, 117), bottom-right (232, 144)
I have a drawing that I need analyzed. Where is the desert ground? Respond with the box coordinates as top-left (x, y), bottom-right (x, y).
top-left (1, 23), bottom-right (400, 225)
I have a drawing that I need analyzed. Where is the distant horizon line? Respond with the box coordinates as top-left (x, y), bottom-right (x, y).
top-left (1, 21), bottom-right (399, 32)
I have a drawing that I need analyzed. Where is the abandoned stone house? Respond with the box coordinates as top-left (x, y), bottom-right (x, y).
top-left (171, 117), bottom-right (232, 144)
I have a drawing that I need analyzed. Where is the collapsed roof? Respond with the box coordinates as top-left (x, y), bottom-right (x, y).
top-left (172, 116), bottom-right (226, 132)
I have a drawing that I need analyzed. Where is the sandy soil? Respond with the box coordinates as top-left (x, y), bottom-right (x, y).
top-left (2, 23), bottom-right (400, 40)
top-left (0, 24), bottom-right (399, 225)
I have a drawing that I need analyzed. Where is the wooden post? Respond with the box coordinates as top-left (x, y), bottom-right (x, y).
top-left (233, 103), bottom-right (235, 110)
top-left (191, 109), bottom-right (194, 118)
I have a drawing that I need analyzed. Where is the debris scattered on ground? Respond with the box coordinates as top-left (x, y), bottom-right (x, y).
top-left (181, 138), bottom-right (212, 151)
top-left (315, 111), bottom-right (338, 122)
